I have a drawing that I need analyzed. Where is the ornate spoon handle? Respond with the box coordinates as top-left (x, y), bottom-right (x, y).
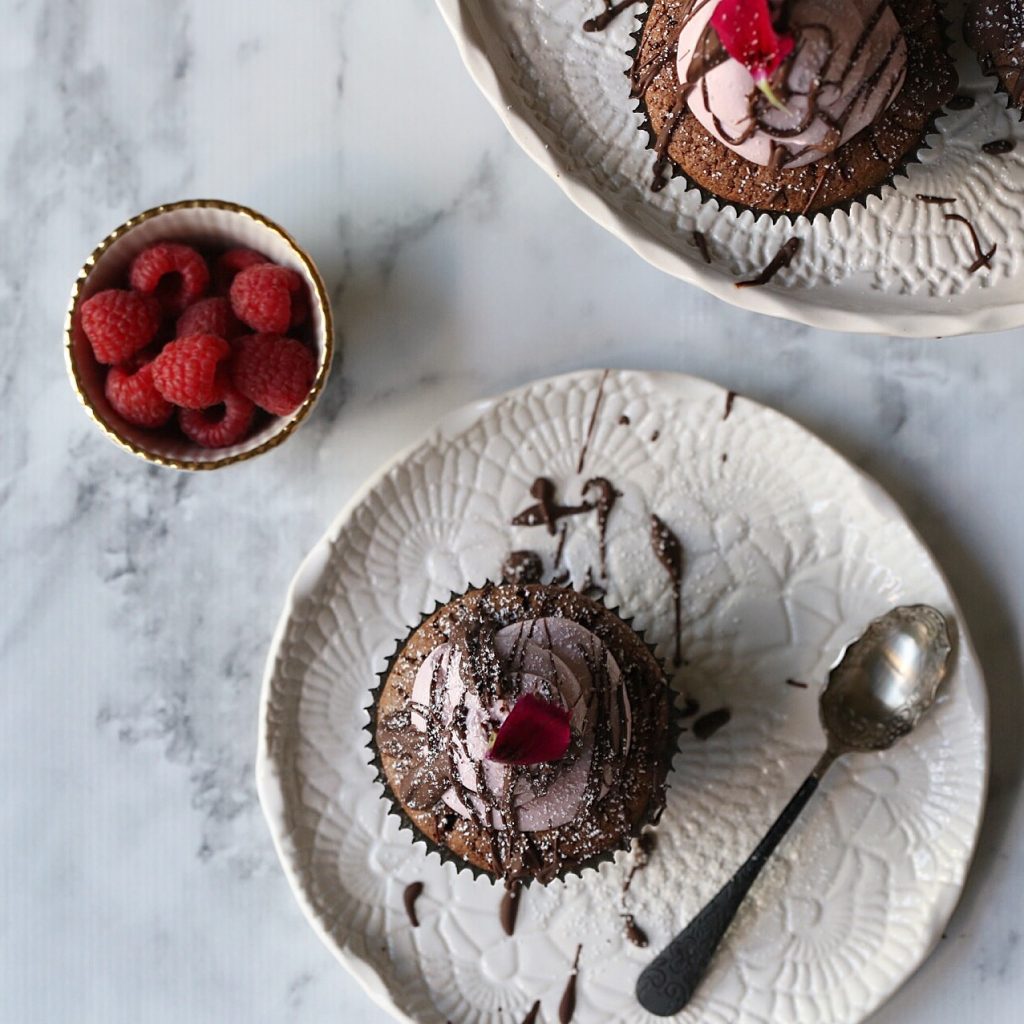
top-left (636, 750), bottom-right (836, 1017)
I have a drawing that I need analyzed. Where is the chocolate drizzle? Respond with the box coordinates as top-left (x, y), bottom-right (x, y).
top-left (650, 515), bottom-right (684, 666)
top-left (916, 193), bottom-right (956, 205)
top-left (582, 477), bottom-right (619, 577)
top-left (559, 945), bottom-right (583, 1024)
top-left (723, 390), bottom-right (737, 420)
top-left (520, 1001), bottom-right (541, 1024)
top-left (786, 678), bottom-right (810, 689)
top-left (944, 213), bottom-right (997, 274)
top-left (623, 829), bottom-right (657, 893)
top-left (501, 876), bottom-right (523, 936)
top-left (583, 0), bottom-right (643, 33)
top-left (693, 707), bottom-right (731, 740)
top-left (577, 369), bottom-right (610, 473)
top-left (513, 478), bottom-right (592, 535)
top-left (736, 238), bottom-right (802, 289)
top-left (403, 881), bottom-right (424, 927)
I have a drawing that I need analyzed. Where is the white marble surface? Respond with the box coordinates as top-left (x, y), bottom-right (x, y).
top-left (1, 1), bottom-right (1021, 1022)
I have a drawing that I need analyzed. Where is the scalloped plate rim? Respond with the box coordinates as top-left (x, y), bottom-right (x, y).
top-left (433, 0), bottom-right (1024, 338)
top-left (256, 368), bottom-right (990, 1024)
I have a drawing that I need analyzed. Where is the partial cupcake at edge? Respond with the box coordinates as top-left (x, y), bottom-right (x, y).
top-left (965, 0), bottom-right (1024, 119)
top-left (630, 0), bottom-right (958, 217)
top-left (371, 582), bottom-right (673, 884)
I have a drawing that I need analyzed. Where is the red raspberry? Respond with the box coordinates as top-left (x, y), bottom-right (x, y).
top-left (129, 242), bottom-right (210, 313)
top-left (178, 380), bottom-right (255, 448)
top-left (176, 297), bottom-right (241, 339)
top-left (230, 333), bottom-right (317, 416)
top-left (229, 264), bottom-right (305, 333)
top-left (151, 333), bottom-right (231, 409)
top-left (104, 361), bottom-right (174, 428)
top-left (213, 248), bottom-right (269, 294)
top-left (80, 289), bottom-right (161, 365)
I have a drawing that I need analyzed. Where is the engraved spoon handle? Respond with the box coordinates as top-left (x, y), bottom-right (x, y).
top-left (636, 750), bottom-right (837, 1017)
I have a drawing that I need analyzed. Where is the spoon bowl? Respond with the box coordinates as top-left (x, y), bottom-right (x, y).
top-left (821, 605), bottom-right (953, 754)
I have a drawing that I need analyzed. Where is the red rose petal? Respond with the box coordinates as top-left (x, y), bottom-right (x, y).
top-left (486, 693), bottom-right (572, 766)
top-left (710, 0), bottom-right (795, 84)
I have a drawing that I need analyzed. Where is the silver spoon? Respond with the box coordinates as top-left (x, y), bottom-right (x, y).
top-left (637, 605), bottom-right (953, 1017)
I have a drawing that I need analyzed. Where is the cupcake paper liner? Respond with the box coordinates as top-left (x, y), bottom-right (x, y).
top-left (626, 2), bottom-right (957, 225)
top-left (363, 581), bottom-right (685, 888)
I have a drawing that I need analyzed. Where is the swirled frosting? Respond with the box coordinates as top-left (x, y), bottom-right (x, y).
top-left (677, 0), bottom-right (908, 169)
top-left (409, 617), bottom-right (632, 832)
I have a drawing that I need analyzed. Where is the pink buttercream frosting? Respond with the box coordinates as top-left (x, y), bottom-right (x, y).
top-left (410, 617), bottom-right (632, 832)
top-left (677, 0), bottom-right (908, 168)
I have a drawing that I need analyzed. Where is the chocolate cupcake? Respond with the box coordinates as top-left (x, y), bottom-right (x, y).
top-left (631, 0), bottom-right (958, 217)
top-left (370, 583), bottom-right (673, 884)
top-left (965, 0), bottom-right (1024, 119)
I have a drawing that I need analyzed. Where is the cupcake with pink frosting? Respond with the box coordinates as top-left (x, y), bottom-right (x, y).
top-left (630, 0), bottom-right (957, 217)
top-left (371, 583), bottom-right (673, 883)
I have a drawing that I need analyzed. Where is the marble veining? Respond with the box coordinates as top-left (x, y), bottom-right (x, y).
top-left (1, 2), bottom-right (1022, 1023)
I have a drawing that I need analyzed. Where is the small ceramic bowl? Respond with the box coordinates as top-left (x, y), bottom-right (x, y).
top-left (65, 198), bottom-right (334, 470)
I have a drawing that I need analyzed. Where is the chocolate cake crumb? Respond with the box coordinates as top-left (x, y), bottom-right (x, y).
top-left (502, 551), bottom-right (544, 586)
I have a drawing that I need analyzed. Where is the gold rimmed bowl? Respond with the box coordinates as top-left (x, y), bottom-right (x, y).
top-left (65, 198), bottom-right (334, 470)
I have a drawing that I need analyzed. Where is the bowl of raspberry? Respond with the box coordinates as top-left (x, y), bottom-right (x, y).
top-left (65, 198), bottom-right (334, 469)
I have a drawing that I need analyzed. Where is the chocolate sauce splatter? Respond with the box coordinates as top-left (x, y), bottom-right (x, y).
top-left (650, 515), bottom-right (684, 666)
top-left (582, 477), bottom-right (619, 577)
top-left (693, 708), bottom-right (731, 740)
top-left (501, 877), bottom-right (523, 936)
top-left (551, 569), bottom-right (571, 587)
top-left (948, 94), bottom-right (975, 110)
top-left (502, 551), bottom-right (544, 585)
top-left (577, 369), bottom-right (610, 473)
top-left (559, 945), bottom-right (583, 1023)
top-left (403, 882), bottom-right (424, 928)
top-left (916, 194), bottom-right (956, 205)
top-left (650, 430), bottom-right (660, 442)
top-left (520, 1001), bottom-right (541, 1024)
top-left (513, 478), bottom-right (592, 535)
top-left (693, 229), bottom-right (712, 264)
top-left (944, 213), bottom-right (997, 274)
top-left (785, 678), bottom-right (810, 689)
top-left (623, 914), bottom-right (649, 947)
top-left (583, 0), bottom-right (642, 33)
top-left (982, 139), bottom-right (1015, 155)
top-left (723, 390), bottom-right (737, 420)
top-left (618, 414), bottom-right (631, 426)
top-left (736, 238), bottom-right (801, 289)
top-left (721, 452), bottom-right (728, 464)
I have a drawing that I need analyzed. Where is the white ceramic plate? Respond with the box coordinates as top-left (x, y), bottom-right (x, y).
top-left (434, 0), bottom-right (1024, 337)
top-left (257, 369), bottom-right (988, 1024)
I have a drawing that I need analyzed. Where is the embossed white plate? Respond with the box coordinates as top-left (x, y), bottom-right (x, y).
top-left (257, 370), bottom-right (988, 1024)
top-left (434, 0), bottom-right (1024, 337)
